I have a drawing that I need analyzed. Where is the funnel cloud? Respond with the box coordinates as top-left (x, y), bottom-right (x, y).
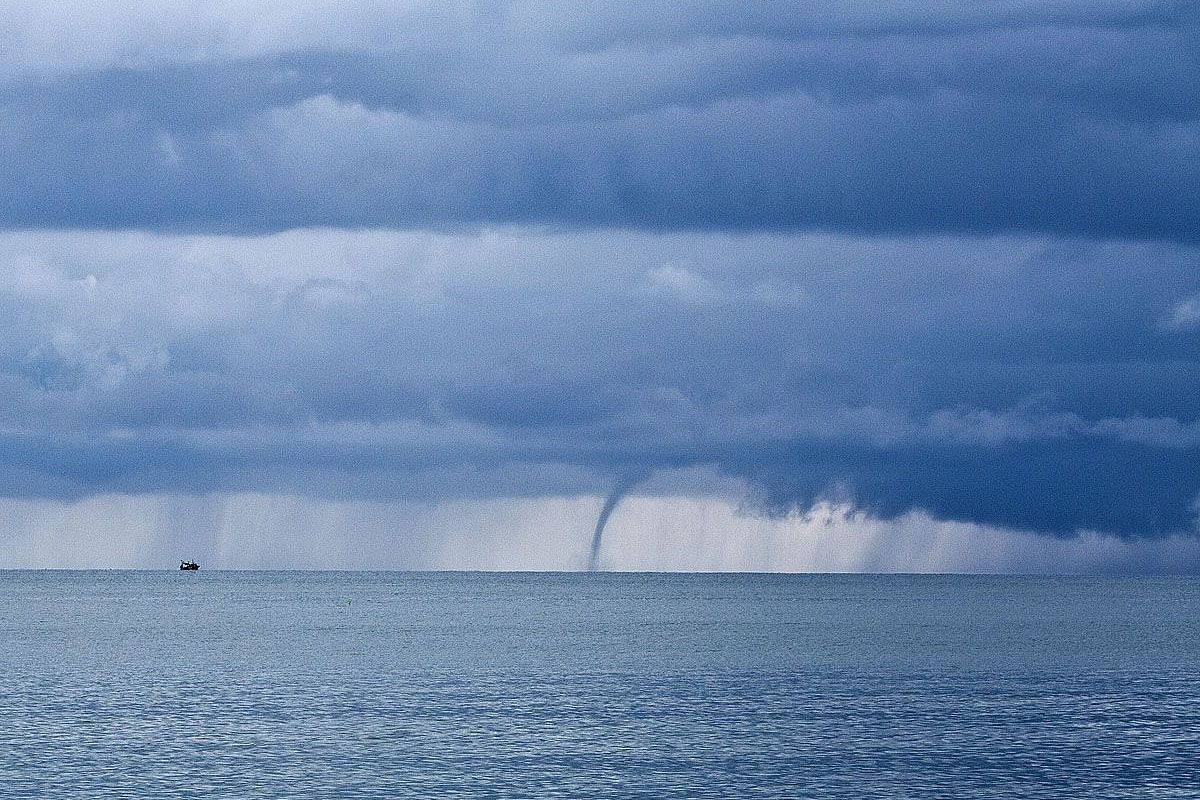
top-left (588, 474), bottom-right (651, 571)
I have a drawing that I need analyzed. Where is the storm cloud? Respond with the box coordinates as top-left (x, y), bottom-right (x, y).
top-left (0, 3), bottom-right (1197, 567)
top-left (0, 229), bottom-right (1197, 544)
top-left (0, 2), bottom-right (1197, 236)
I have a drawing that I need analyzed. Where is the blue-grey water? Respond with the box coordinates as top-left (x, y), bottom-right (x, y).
top-left (1, 572), bottom-right (1197, 798)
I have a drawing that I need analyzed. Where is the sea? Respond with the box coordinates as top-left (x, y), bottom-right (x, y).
top-left (1, 572), bottom-right (1197, 799)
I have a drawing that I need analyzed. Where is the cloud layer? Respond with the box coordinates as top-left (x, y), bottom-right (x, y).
top-left (1, 229), bottom-right (1197, 540)
top-left (1, 4), bottom-right (1198, 568)
top-left (0, 2), bottom-right (1197, 235)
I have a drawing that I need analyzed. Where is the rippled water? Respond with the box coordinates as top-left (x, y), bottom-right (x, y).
top-left (1, 572), bottom-right (1197, 798)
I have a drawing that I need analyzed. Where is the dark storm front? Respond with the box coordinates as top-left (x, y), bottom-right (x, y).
top-left (1, 573), bottom-right (1197, 799)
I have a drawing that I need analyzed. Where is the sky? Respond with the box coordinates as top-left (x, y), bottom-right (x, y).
top-left (1, 1), bottom-right (1198, 570)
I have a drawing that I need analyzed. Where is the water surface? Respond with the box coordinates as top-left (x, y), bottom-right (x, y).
top-left (1, 572), bottom-right (1197, 798)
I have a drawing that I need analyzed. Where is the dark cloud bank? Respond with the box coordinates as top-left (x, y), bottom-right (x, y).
top-left (0, 2), bottom-right (1198, 553)
top-left (1, 231), bottom-right (1197, 543)
top-left (1, 1), bottom-right (1198, 237)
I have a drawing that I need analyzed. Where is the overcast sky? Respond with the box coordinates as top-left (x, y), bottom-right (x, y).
top-left (1, 2), bottom-right (1198, 570)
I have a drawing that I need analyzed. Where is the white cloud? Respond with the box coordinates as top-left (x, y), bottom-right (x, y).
top-left (0, 2), bottom-right (444, 75)
top-left (0, 2), bottom-right (1169, 77)
top-left (639, 264), bottom-right (723, 304)
top-left (1163, 294), bottom-right (1200, 330)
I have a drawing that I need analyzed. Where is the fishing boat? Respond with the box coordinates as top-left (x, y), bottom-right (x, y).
top-left (179, 560), bottom-right (199, 570)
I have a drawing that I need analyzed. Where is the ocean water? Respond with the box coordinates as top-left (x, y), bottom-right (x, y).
top-left (1, 572), bottom-right (1197, 799)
